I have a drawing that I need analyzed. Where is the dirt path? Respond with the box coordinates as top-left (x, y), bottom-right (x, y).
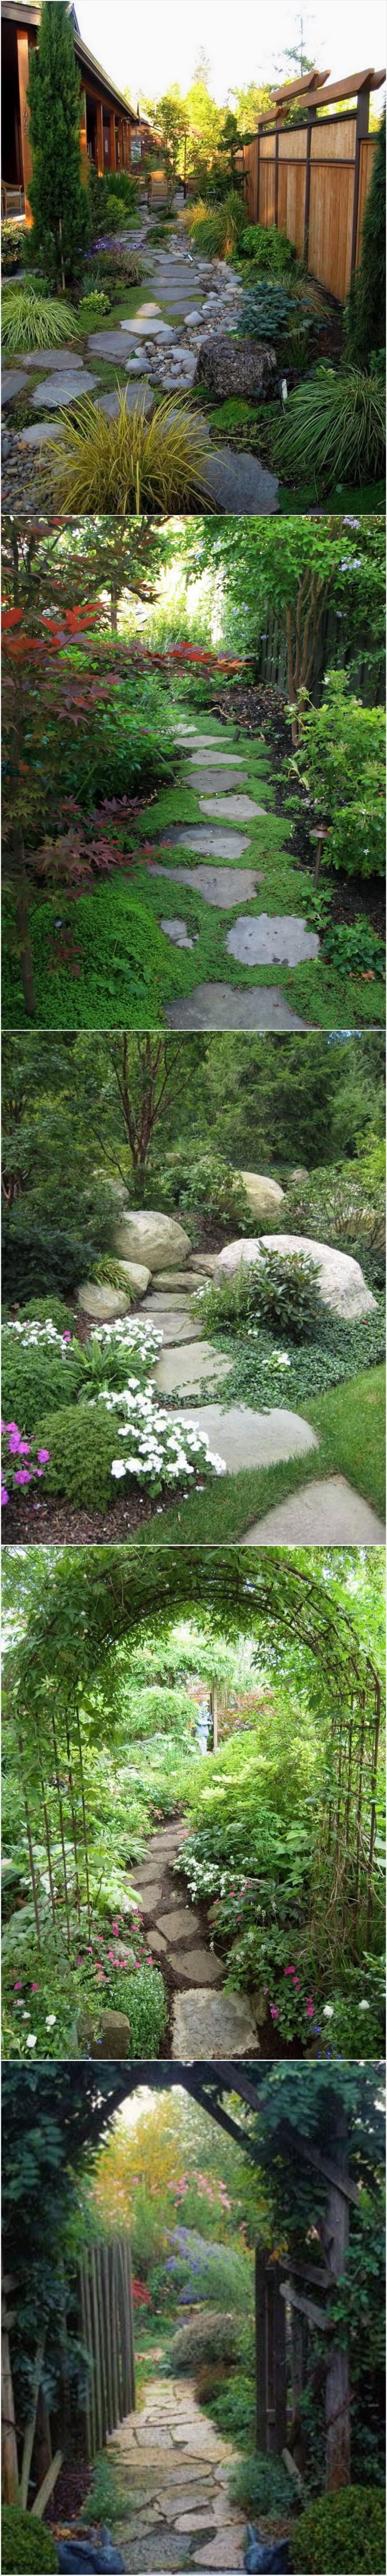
top-left (129, 1819), bottom-right (260, 2060)
top-left (109, 2367), bottom-right (247, 2571)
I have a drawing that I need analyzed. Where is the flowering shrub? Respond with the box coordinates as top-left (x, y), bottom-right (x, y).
top-left (2, 1419), bottom-right (50, 1510)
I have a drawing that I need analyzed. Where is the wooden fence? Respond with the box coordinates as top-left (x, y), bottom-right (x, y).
top-left (244, 76), bottom-right (383, 302)
top-left (78, 2236), bottom-right (135, 2461)
top-left (253, 604), bottom-right (384, 708)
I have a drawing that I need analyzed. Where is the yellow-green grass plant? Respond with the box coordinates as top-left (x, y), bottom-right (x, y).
top-left (270, 366), bottom-right (386, 489)
top-left (43, 387), bottom-right (217, 513)
top-left (2, 283), bottom-right (77, 352)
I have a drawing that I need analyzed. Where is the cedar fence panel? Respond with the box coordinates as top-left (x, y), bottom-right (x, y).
top-left (244, 113), bottom-right (379, 301)
top-left (78, 2236), bottom-right (135, 2462)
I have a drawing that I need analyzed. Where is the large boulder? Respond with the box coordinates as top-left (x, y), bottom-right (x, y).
top-left (195, 334), bottom-right (277, 401)
top-left (113, 1210), bottom-right (191, 1270)
top-left (78, 1281), bottom-right (129, 1321)
top-left (233, 1170), bottom-right (284, 1221)
top-left (115, 1259), bottom-right (151, 1298)
top-left (214, 1233), bottom-right (376, 1319)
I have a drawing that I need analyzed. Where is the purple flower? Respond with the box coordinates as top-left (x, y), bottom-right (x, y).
top-left (14, 1468), bottom-right (32, 1486)
top-left (1, 1486), bottom-right (9, 1506)
top-left (37, 1449), bottom-right (50, 1463)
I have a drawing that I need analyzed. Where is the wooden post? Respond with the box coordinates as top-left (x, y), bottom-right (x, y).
top-left (109, 111), bottom-right (116, 171)
top-left (79, 87), bottom-right (88, 183)
top-left (83, 2259), bottom-right (97, 2461)
top-left (16, 28), bottom-right (33, 218)
top-left (101, 2244), bottom-right (115, 2435)
top-left (303, 106), bottom-right (317, 266)
top-left (109, 2244), bottom-right (121, 2433)
top-left (274, 128), bottom-right (279, 227)
top-left (255, 2250), bottom-right (287, 2455)
top-left (256, 130), bottom-right (260, 224)
top-left (96, 99), bottom-right (104, 176)
top-left (324, 2110), bottom-right (351, 2489)
top-left (350, 86), bottom-right (370, 277)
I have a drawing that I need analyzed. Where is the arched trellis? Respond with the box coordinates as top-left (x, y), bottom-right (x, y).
top-left (4, 1547), bottom-right (383, 1954)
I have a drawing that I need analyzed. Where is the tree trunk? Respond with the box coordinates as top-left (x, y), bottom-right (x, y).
top-left (324, 2109), bottom-right (351, 2489)
top-left (210, 1680), bottom-right (218, 1751)
top-left (2, 2252), bottom-right (19, 2504)
top-left (13, 834), bottom-right (36, 1018)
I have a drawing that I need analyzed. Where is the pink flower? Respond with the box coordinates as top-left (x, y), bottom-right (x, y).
top-left (270, 2004), bottom-right (279, 2021)
top-left (31, 1983), bottom-right (39, 1992)
top-left (63, 1332), bottom-right (72, 1342)
top-left (14, 1468), bottom-right (32, 1485)
top-left (37, 1449), bottom-right (50, 1464)
top-left (14, 1979), bottom-right (22, 1989)
top-left (284, 1967), bottom-right (296, 1977)
top-left (1, 1487), bottom-right (9, 1506)
top-left (305, 2003), bottom-right (314, 2018)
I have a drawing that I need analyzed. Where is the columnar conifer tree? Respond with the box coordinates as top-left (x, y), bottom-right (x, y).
top-left (27, 0), bottom-right (90, 288)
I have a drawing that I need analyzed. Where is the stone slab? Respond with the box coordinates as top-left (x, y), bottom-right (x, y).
top-left (148, 1928), bottom-right (168, 1954)
top-left (188, 767), bottom-right (250, 794)
top-left (152, 1271), bottom-right (203, 1289)
top-left (199, 794), bottom-right (266, 821)
top-left (166, 984), bottom-right (313, 1031)
top-left (156, 1906), bottom-right (201, 1939)
top-left (151, 863), bottom-right (262, 908)
top-left (31, 369), bottom-right (96, 407)
top-left (194, 2535), bottom-right (245, 2567)
top-left (97, 384), bottom-right (153, 417)
top-left (242, 1476), bottom-right (386, 1546)
top-left (155, 1343), bottom-right (231, 1398)
top-left (136, 1882), bottom-right (164, 1910)
top-left (18, 420), bottom-right (63, 446)
top-left (123, 317), bottom-right (174, 338)
top-left (186, 750), bottom-right (245, 767)
top-left (167, 1400), bottom-right (317, 1474)
top-left (170, 1946), bottom-right (224, 1984)
top-left (160, 826), bottom-right (250, 860)
top-left (172, 1986), bottom-right (260, 2057)
top-left (87, 331), bottom-right (135, 356)
top-left (203, 446), bottom-right (278, 515)
top-left (22, 346), bottom-right (85, 371)
top-left (161, 915), bottom-right (198, 950)
top-left (137, 301), bottom-right (161, 315)
top-left (1, 370), bottom-right (26, 402)
top-left (175, 734), bottom-right (236, 748)
top-left (227, 913), bottom-right (320, 966)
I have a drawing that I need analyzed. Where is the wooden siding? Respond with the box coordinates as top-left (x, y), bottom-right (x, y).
top-left (244, 114), bottom-right (379, 300)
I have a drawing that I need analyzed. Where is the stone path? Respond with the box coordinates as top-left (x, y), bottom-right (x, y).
top-left (128, 1819), bottom-right (261, 2061)
top-left (241, 1475), bottom-right (386, 1545)
top-left (109, 2370), bottom-right (246, 2570)
top-left (2, 209), bottom-right (278, 513)
top-left (150, 712), bottom-right (318, 1033)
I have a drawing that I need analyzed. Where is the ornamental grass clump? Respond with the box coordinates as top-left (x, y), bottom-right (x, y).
top-left (44, 391), bottom-right (216, 515)
top-left (271, 365), bottom-right (386, 489)
top-left (2, 283), bottom-right (77, 351)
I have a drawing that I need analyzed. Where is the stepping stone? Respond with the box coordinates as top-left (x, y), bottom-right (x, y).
top-left (152, 863), bottom-right (262, 908)
top-left (18, 420), bottom-right (64, 446)
top-left (227, 913), bottom-right (320, 966)
top-left (166, 984), bottom-right (314, 1031)
top-left (194, 2534), bottom-right (245, 2567)
top-left (175, 2513), bottom-right (217, 2533)
top-left (31, 369), bottom-right (96, 406)
top-left (242, 1476), bottom-right (386, 1546)
top-left (137, 301), bottom-right (161, 314)
top-left (2, 370), bottom-right (26, 403)
top-left (175, 733), bottom-right (235, 748)
top-left (97, 384), bottom-right (153, 418)
top-left (155, 1311), bottom-right (203, 1345)
top-left (186, 750), bottom-right (245, 767)
top-left (199, 794), bottom-right (266, 820)
top-left (22, 347), bottom-right (85, 371)
top-left (155, 1343), bottom-right (231, 1398)
top-left (188, 768), bottom-right (250, 794)
top-left (148, 1929), bottom-right (168, 1955)
top-left (156, 1906), bottom-right (201, 1939)
top-left (158, 826), bottom-right (250, 859)
top-left (152, 1270), bottom-right (203, 1289)
top-left (172, 1986), bottom-right (260, 2057)
top-left (123, 317), bottom-right (174, 338)
top-left (88, 330), bottom-right (136, 357)
top-left (136, 1882), bottom-right (164, 1910)
top-left (167, 1401), bottom-right (317, 1474)
top-left (170, 1946), bottom-right (224, 1984)
top-left (161, 915), bottom-right (198, 950)
top-left (203, 447), bottom-right (278, 515)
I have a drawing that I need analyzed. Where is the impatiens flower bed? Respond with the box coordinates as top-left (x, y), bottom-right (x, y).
top-left (99, 1382), bottom-right (227, 1492)
top-left (4, 1905), bottom-right (166, 2060)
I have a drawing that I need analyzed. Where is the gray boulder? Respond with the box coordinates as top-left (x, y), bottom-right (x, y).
top-left (113, 1210), bottom-right (191, 1270)
top-left (78, 1281), bottom-right (129, 1321)
top-left (234, 1171), bottom-right (284, 1221)
top-left (214, 1233), bottom-right (376, 1319)
top-left (78, 2008), bottom-right (131, 2059)
top-left (195, 335), bottom-right (277, 401)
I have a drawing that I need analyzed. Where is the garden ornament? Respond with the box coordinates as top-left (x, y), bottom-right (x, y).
top-left (57, 2530), bottom-right (125, 2572)
top-left (245, 2529), bottom-right (292, 2573)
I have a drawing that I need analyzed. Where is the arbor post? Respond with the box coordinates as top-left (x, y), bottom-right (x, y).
top-left (255, 2250), bottom-right (287, 2455)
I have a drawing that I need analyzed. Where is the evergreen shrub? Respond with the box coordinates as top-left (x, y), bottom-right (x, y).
top-left (292, 2485), bottom-right (386, 2574)
top-left (26, 0), bottom-right (90, 286)
top-left (2, 2507), bottom-right (58, 2573)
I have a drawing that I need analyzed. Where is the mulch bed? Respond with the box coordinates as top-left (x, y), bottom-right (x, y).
top-left (46, 2462), bottom-right (91, 2529)
top-left (211, 682), bottom-right (385, 938)
top-left (4, 1483), bottom-right (183, 1546)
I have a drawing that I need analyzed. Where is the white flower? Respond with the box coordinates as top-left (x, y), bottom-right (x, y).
top-left (111, 1460), bottom-right (127, 1479)
top-left (45, 2013), bottom-right (56, 2027)
top-left (322, 2003), bottom-right (334, 2018)
top-left (26, 2033), bottom-right (37, 2048)
top-left (358, 1999), bottom-right (370, 2012)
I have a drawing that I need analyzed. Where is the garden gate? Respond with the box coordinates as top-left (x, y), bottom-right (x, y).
top-left (244, 64), bottom-right (385, 302)
top-left (78, 2235), bottom-right (136, 2461)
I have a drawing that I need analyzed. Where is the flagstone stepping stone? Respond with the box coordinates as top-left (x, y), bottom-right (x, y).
top-left (152, 1270), bottom-right (203, 1289)
top-left (137, 301), bottom-right (161, 315)
top-left (22, 346), bottom-right (85, 370)
top-left (227, 913), bottom-right (320, 966)
top-left (187, 749), bottom-right (245, 766)
top-left (242, 1476), bottom-right (386, 1545)
top-left (88, 330), bottom-right (138, 357)
top-left (167, 1400), bottom-right (317, 1474)
top-left (123, 316), bottom-right (174, 338)
top-left (203, 446), bottom-right (278, 515)
top-left (175, 733), bottom-right (236, 747)
top-left (148, 1928), bottom-right (168, 1954)
top-left (136, 1882), bottom-right (164, 1910)
top-left (2, 370), bottom-right (26, 402)
top-left (169, 1946), bottom-right (225, 1984)
top-left (31, 369), bottom-right (96, 406)
top-left (166, 984), bottom-right (313, 1031)
top-left (199, 793), bottom-right (267, 820)
top-left (152, 863), bottom-right (262, 908)
top-left (97, 384), bottom-right (154, 418)
top-left (18, 420), bottom-right (64, 446)
top-left (156, 1906), bottom-right (202, 1939)
top-left (158, 826), bottom-right (250, 859)
top-left (172, 1986), bottom-right (260, 2056)
top-left (161, 916), bottom-right (198, 950)
top-left (194, 2534), bottom-right (245, 2567)
top-left (155, 1343), bottom-right (231, 1398)
top-left (188, 767), bottom-right (250, 794)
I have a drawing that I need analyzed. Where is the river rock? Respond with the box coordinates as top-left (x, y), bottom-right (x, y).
top-left (113, 1211), bottom-right (191, 1269)
top-left (195, 335), bottom-right (277, 400)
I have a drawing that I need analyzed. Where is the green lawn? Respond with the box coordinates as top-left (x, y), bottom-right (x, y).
top-left (140, 1366), bottom-right (385, 1543)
